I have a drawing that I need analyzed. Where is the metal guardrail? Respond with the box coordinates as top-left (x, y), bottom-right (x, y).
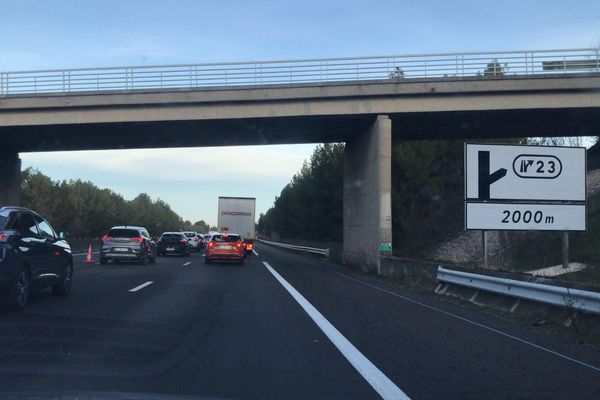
top-left (437, 266), bottom-right (600, 315)
top-left (1, 48), bottom-right (599, 95)
top-left (257, 239), bottom-right (330, 258)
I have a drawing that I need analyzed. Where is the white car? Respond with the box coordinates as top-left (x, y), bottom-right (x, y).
top-left (202, 234), bottom-right (212, 247)
top-left (183, 231), bottom-right (202, 252)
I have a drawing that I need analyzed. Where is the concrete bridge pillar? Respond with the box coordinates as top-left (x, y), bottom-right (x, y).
top-left (343, 115), bottom-right (392, 273)
top-left (0, 151), bottom-right (22, 207)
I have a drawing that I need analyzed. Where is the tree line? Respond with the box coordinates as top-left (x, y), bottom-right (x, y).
top-left (21, 168), bottom-right (213, 238)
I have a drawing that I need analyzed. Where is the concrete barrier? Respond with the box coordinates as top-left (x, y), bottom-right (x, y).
top-left (379, 257), bottom-right (441, 289)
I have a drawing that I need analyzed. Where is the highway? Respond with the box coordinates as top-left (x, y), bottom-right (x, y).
top-left (1, 244), bottom-right (599, 399)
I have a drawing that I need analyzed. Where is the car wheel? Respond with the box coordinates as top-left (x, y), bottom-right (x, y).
top-left (8, 266), bottom-right (30, 310)
top-left (52, 262), bottom-right (73, 296)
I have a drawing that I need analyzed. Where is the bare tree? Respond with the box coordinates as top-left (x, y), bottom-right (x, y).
top-left (528, 137), bottom-right (598, 147)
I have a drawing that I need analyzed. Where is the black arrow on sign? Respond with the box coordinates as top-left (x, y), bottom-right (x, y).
top-left (478, 150), bottom-right (507, 200)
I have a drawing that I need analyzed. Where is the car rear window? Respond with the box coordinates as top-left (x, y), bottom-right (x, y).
top-left (161, 234), bottom-right (183, 240)
top-left (108, 228), bottom-right (141, 238)
top-left (0, 210), bottom-right (12, 229)
top-left (184, 233), bottom-right (195, 237)
top-left (212, 234), bottom-right (240, 242)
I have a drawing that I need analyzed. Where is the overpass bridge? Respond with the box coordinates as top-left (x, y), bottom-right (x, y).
top-left (1, 48), bottom-right (600, 271)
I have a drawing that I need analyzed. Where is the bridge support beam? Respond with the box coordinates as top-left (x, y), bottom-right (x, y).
top-left (0, 151), bottom-right (22, 207)
top-left (343, 115), bottom-right (392, 273)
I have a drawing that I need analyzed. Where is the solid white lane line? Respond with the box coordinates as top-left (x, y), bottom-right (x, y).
top-left (252, 250), bottom-right (259, 256)
top-left (263, 261), bottom-right (409, 400)
top-left (129, 281), bottom-right (154, 292)
top-left (183, 262), bottom-right (191, 266)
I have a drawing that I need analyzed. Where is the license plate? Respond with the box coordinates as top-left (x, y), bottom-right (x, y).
top-left (114, 247), bottom-right (128, 252)
top-left (167, 247), bottom-right (175, 251)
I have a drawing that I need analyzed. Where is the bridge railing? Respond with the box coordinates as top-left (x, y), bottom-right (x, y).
top-left (1, 48), bottom-right (599, 95)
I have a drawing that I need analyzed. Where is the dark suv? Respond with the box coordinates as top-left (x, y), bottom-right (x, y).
top-left (100, 226), bottom-right (156, 265)
top-left (157, 232), bottom-right (191, 257)
top-left (0, 207), bottom-right (73, 310)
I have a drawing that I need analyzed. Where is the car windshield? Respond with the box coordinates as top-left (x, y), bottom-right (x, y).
top-left (0, 210), bottom-right (11, 229)
top-left (161, 234), bottom-right (182, 239)
top-left (108, 228), bottom-right (140, 238)
top-left (212, 234), bottom-right (240, 242)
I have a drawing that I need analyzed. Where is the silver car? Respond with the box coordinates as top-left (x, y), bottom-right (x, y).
top-left (100, 226), bottom-right (156, 265)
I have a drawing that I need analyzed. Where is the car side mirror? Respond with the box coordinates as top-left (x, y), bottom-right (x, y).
top-left (59, 232), bottom-right (69, 240)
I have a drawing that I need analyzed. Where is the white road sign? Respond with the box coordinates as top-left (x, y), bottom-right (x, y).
top-left (465, 203), bottom-right (586, 231)
top-left (465, 143), bottom-right (586, 202)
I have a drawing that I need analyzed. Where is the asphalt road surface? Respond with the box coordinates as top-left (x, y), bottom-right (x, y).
top-left (0, 243), bottom-right (599, 399)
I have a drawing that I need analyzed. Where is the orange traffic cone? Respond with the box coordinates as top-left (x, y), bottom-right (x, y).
top-left (84, 244), bottom-right (94, 264)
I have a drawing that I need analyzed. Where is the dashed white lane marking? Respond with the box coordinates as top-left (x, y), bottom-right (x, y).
top-left (252, 250), bottom-right (259, 256)
top-left (183, 262), bottom-right (191, 266)
top-left (129, 281), bottom-right (154, 292)
top-left (263, 261), bottom-right (409, 400)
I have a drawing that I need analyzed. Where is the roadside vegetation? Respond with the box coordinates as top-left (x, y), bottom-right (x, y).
top-left (21, 168), bottom-right (213, 237)
top-left (258, 139), bottom-right (514, 258)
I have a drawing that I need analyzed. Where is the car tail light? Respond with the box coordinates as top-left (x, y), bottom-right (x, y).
top-left (179, 239), bottom-right (187, 244)
top-left (207, 241), bottom-right (215, 248)
top-left (131, 237), bottom-right (144, 243)
top-left (235, 242), bottom-right (243, 249)
top-left (0, 232), bottom-right (13, 242)
top-left (102, 235), bottom-right (112, 243)
top-left (246, 243), bottom-right (253, 250)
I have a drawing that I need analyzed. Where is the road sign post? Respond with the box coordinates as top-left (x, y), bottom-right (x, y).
top-left (482, 230), bottom-right (488, 268)
top-left (562, 231), bottom-right (569, 269)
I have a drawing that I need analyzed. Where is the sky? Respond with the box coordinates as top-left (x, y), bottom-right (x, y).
top-left (2, 0), bottom-right (599, 226)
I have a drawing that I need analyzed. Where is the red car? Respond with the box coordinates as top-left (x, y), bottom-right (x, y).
top-left (204, 233), bottom-right (245, 265)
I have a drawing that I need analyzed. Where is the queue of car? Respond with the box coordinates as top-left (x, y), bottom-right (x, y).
top-left (0, 206), bottom-right (255, 310)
